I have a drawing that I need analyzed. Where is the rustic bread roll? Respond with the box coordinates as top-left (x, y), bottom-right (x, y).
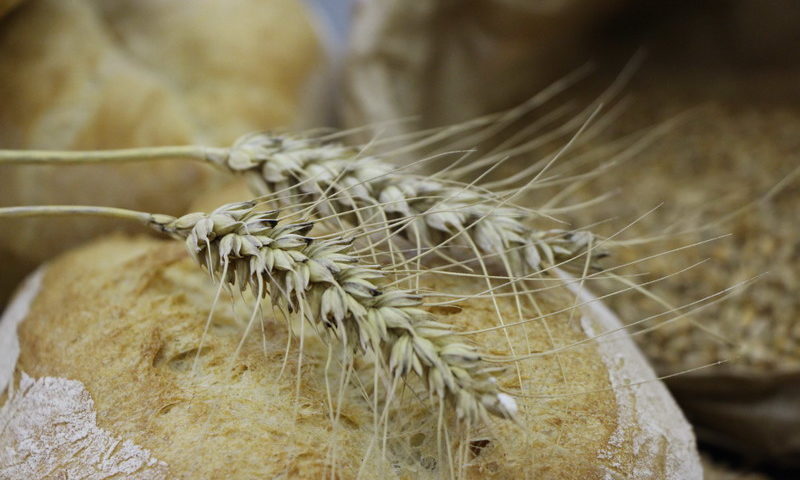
top-left (0, 0), bottom-right (323, 305)
top-left (1, 235), bottom-right (702, 478)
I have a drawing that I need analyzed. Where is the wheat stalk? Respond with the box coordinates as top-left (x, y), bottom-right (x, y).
top-left (0, 133), bottom-right (605, 275)
top-left (0, 202), bottom-right (517, 423)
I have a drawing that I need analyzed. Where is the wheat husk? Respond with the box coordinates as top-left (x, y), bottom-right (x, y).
top-left (1, 235), bottom-right (702, 478)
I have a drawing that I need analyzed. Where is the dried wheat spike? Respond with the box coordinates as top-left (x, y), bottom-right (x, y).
top-left (0, 131), bottom-right (605, 272)
top-left (222, 133), bottom-right (604, 273)
top-left (151, 201), bottom-right (517, 423)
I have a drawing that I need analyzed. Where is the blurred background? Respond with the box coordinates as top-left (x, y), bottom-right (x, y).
top-left (1, 0), bottom-right (798, 477)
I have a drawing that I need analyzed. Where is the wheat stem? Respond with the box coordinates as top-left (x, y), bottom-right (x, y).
top-left (0, 145), bottom-right (227, 166)
top-left (0, 128), bottom-right (604, 275)
top-left (0, 205), bottom-right (155, 223)
top-left (0, 135), bottom-right (605, 287)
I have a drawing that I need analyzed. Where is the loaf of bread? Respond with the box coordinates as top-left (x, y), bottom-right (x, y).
top-left (1, 235), bottom-right (702, 478)
top-left (0, 0), bottom-right (323, 305)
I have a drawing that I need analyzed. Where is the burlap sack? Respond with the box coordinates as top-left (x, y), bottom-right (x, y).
top-left (342, 0), bottom-right (624, 141)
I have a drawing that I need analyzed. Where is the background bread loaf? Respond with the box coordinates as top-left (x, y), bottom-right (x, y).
top-left (0, 0), bottom-right (323, 305)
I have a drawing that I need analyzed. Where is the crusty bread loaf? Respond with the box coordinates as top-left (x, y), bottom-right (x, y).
top-left (1, 235), bottom-right (702, 478)
top-left (0, 0), bottom-right (322, 305)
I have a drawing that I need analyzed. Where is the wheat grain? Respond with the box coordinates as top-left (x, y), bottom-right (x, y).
top-left (0, 202), bottom-right (517, 423)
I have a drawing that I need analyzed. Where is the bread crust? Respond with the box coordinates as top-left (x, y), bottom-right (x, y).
top-left (4, 235), bottom-right (701, 478)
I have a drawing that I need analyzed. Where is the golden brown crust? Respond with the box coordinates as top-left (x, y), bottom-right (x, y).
top-left (17, 236), bottom-right (376, 478)
top-left (11, 235), bottom-right (700, 478)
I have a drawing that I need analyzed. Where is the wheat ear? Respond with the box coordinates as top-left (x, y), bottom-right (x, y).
top-left (230, 134), bottom-right (606, 270)
top-left (0, 133), bottom-right (604, 274)
top-left (0, 203), bottom-right (517, 423)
